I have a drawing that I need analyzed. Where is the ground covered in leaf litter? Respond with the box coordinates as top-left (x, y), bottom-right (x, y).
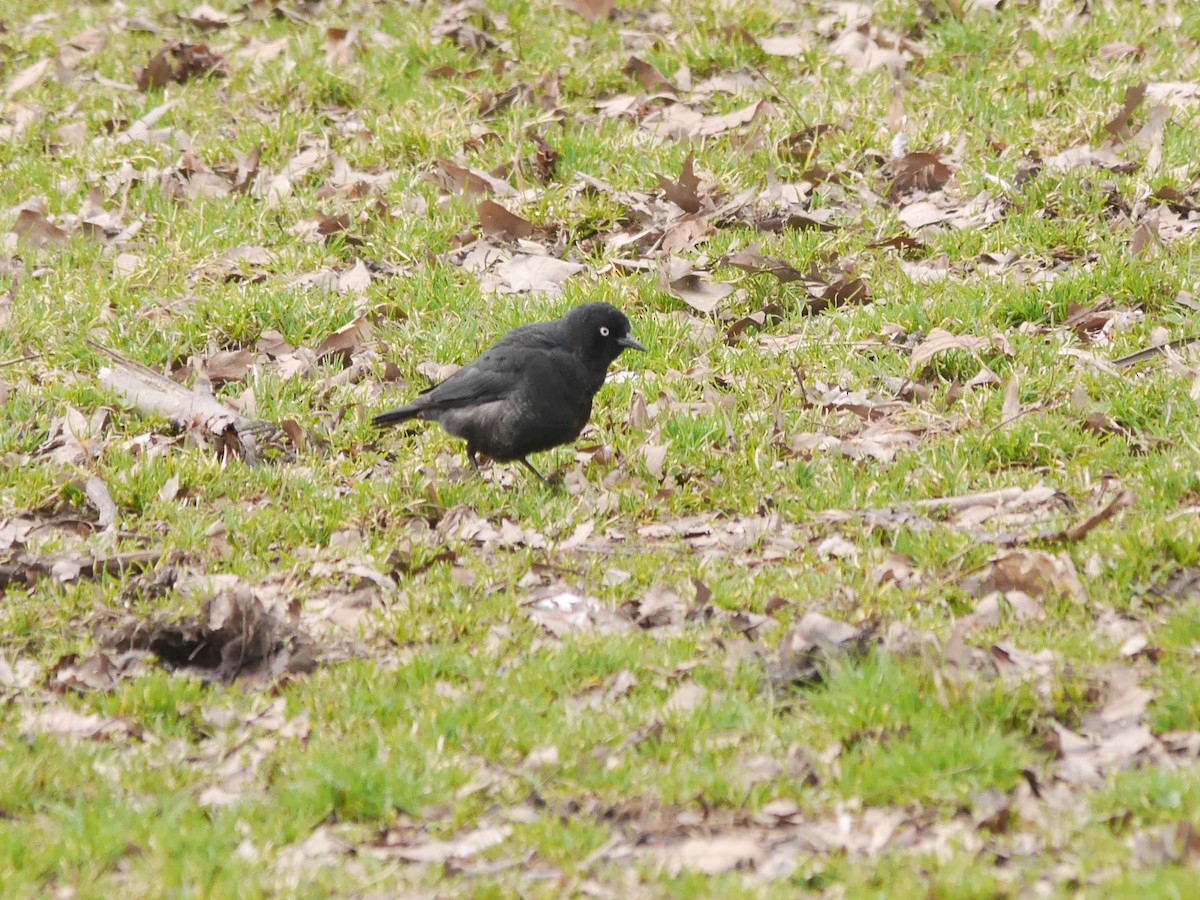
top-left (1, 0), bottom-right (1200, 895)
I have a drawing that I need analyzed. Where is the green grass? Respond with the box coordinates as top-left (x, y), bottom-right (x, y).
top-left (1, 0), bottom-right (1199, 895)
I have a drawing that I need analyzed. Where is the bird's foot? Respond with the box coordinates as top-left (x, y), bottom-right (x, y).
top-left (517, 458), bottom-right (556, 487)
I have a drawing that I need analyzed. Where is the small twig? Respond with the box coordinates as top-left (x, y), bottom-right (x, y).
top-left (0, 352), bottom-right (39, 369)
top-left (755, 66), bottom-right (810, 131)
top-left (1056, 488), bottom-right (1136, 542)
top-left (981, 402), bottom-right (1044, 437)
top-left (1112, 335), bottom-right (1200, 368)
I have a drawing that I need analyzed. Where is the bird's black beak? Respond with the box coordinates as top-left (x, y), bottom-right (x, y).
top-left (617, 335), bottom-right (646, 352)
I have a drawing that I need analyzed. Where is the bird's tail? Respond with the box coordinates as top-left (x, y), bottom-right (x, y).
top-left (372, 404), bottom-right (421, 427)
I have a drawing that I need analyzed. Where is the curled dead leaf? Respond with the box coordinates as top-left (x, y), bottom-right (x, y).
top-left (909, 328), bottom-right (1014, 372)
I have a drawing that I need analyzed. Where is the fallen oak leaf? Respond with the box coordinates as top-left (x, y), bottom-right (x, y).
top-left (0, 549), bottom-right (183, 591)
top-left (657, 257), bottom-right (735, 314)
top-left (561, 0), bottom-right (615, 22)
top-left (477, 200), bottom-right (535, 240)
top-left (697, 98), bottom-right (772, 137)
top-left (659, 833), bottom-right (766, 875)
top-left (136, 41), bottom-right (224, 91)
top-left (84, 476), bottom-right (117, 529)
top-left (1104, 82), bottom-right (1146, 142)
top-left (657, 152), bottom-right (704, 213)
top-left (802, 263), bottom-right (869, 313)
top-left (179, 4), bottom-right (238, 30)
top-left (5, 58), bottom-right (52, 97)
top-left (370, 825), bottom-right (511, 862)
top-left (198, 348), bottom-right (255, 385)
top-left (622, 56), bottom-right (677, 95)
top-left (428, 160), bottom-right (507, 196)
top-left (909, 328), bottom-right (1013, 372)
top-left (660, 216), bottom-right (712, 254)
top-left (490, 254), bottom-right (585, 294)
top-left (962, 549), bottom-right (1085, 603)
top-left (883, 150), bottom-right (954, 198)
top-left (314, 315), bottom-right (370, 364)
top-left (722, 244), bottom-right (804, 282)
top-left (21, 708), bottom-right (147, 742)
top-left (11, 209), bottom-right (69, 248)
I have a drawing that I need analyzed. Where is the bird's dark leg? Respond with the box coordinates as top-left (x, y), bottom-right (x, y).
top-left (466, 446), bottom-right (482, 476)
top-left (517, 457), bottom-right (551, 486)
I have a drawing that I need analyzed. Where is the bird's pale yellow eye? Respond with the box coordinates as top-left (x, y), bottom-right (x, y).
top-left (599, 326), bottom-right (610, 337)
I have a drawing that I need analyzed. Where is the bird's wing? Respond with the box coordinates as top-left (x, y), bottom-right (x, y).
top-left (413, 348), bottom-right (532, 410)
top-left (414, 323), bottom-right (569, 409)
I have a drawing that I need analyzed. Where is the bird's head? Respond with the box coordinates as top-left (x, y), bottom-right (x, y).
top-left (565, 302), bottom-right (646, 365)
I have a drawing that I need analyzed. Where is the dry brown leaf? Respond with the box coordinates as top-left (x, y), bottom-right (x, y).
top-left (1099, 41), bottom-right (1142, 61)
top-left (961, 591), bottom-right (1044, 631)
top-left (84, 475), bottom-right (117, 529)
top-left (657, 258), bottom-right (735, 314)
top-left (371, 825), bottom-right (511, 862)
top-left (1104, 82), bottom-right (1146, 141)
top-left (6, 58), bottom-right (52, 97)
top-left (1000, 372), bottom-right (1021, 422)
top-left (965, 550), bottom-right (1085, 603)
top-left (181, 4), bottom-right (237, 29)
top-left (640, 104), bottom-right (703, 139)
top-left (36, 406), bottom-right (107, 464)
top-left (50, 650), bottom-right (146, 692)
top-left (909, 328), bottom-right (1013, 371)
top-left (197, 245), bottom-right (275, 282)
top-left (314, 315), bottom-right (370, 364)
top-left (660, 833), bottom-right (765, 874)
top-left (1130, 216), bottom-right (1160, 256)
top-left (259, 147), bottom-right (328, 201)
top-left (1051, 668), bottom-right (1159, 785)
top-left (768, 613), bottom-right (867, 687)
top-left (524, 588), bottom-right (631, 637)
top-left (870, 552), bottom-right (924, 589)
top-left (804, 263), bottom-right (869, 313)
top-left (660, 216), bottom-right (712, 254)
top-left (200, 349), bottom-right (255, 385)
top-left (11, 209), bottom-right (68, 248)
top-left (622, 56), bottom-right (677, 95)
top-left (337, 259), bottom-right (372, 295)
top-left (884, 150), bottom-right (953, 197)
top-left (759, 34), bottom-right (809, 57)
top-left (429, 159), bottom-right (503, 196)
top-left (21, 708), bottom-right (145, 742)
top-left (490, 254), bottom-right (585, 294)
top-left (723, 244), bottom-right (804, 281)
top-left (663, 681), bottom-right (708, 714)
top-left (657, 152), bottom-right (703, 213)
top-left (1145, 81), bottom-right (1200, 105)
top-left (561, 0), bottom-right (614, 22)
top-left (136, 41), bottom-right (224, 91)
top-left (830, 20), bottom-right (914, 73)
top-left (622, 586), bottom-right (685, 629)
top-left (0, 654), bottom-right (41, 688)
top-left (324, 27), bottom-right (362, 66)
top-left (237, 36), bottom-right (290, 65)
top-left (1, 549), bottom-right (174, 591)
top-left (477, 200), bottom-right (535, 240)
top-left (697, 99), bottom-right (772, 138)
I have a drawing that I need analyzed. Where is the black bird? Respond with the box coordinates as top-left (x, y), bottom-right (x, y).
top-left (373, 302), bottom-right (645, 482)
